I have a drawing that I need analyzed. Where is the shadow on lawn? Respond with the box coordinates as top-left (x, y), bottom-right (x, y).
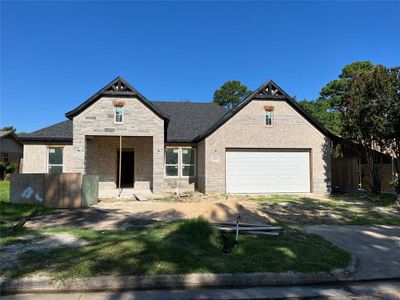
top-left (1, 217), bottom-right (351, 281)
top-left (255, 196), bottom-right (400, 225)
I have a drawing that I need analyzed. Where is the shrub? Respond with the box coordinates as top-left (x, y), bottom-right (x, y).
top-left (0, 162), bottom-right (17, 180)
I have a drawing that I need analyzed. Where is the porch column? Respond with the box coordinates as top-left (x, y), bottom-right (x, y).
top-left (152, 133), bottom-right (164, 194)
top-left (72, 131), bottom-right (86, 174)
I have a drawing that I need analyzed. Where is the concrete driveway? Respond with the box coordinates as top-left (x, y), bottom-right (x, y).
top-left (304, 225), bottom-right (400, 281)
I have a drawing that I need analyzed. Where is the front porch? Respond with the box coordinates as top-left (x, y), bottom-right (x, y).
top-left (84, 136), bottom-right (159, 198)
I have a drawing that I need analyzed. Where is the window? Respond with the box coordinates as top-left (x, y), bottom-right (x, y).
top-left (165, 148), bottom-right (196, 177)
top-left (165, 148), bottom-right (179, 177)
top-left (3, 153), bottom-right (8, 163)
top-left (48, 147), bottom-right (63, 173)
top-left (266, 110), bottom-right (273, 126)
top-left (182, 149), bottom-right (195, 177)
top-left (115, 106), bottom-right (124, 123)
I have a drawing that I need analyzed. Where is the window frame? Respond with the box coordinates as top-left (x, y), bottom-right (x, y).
top-left (3, 152), bottom-right (9, 163)
top-left (164, 147), bottom-right (196, 178)
top-left (47, 147), bottom-right (64, 174)
top-left (181, 148), bottom-right (196, 178)
top-left (265, 110), bottom-right (273, 126)
top-left (164, 148), bottom-right (180, 178)
top-left (114, 106), bottom-right (124, 124)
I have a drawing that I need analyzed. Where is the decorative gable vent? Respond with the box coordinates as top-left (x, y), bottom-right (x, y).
top-left (105, 79), bottom-right (133, 93)
top-left (257, 82), bottom-right (285, 98)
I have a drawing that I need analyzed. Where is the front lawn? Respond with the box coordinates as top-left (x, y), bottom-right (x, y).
top-left (251, 194), bottom-right (400, 226)
top-left (0, 218), bottom-right (351, 279)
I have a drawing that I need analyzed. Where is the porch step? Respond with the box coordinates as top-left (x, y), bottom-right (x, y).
top-left (133, 193), bottom-right (149, 201)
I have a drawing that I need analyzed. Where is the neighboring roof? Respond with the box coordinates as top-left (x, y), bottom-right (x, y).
top-left (65, 76), bottom-right (169, 120)
top-left (194, 80), bottom-right (333, 141)
top-left (152, 101), bottom-right (228, 142)
top-left (0, 131), bottom-right (13, 138)
top-left (0, 130), bottom-right (22, 144)
top-left (19, 120), bottom-right (73, 142)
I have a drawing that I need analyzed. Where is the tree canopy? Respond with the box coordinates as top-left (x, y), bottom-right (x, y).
top-left (342, 65), bottom-right (400, 193)
top-left (213, 80), bottom-right (253, 109)
top-left (299, 61), bottom-right (376, 135)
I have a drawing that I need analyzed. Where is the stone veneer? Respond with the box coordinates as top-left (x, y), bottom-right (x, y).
top-left (72, 96), bottom-right (164, 194)
top-left (199, 100), bottom-right (331, 194)
top-left (23, 144), bottom-right (74, 173)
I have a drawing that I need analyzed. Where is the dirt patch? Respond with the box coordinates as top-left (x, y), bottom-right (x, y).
top-left (0, 233), bottom-right (88, 269)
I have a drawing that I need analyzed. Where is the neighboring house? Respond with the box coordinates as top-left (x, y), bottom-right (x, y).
top-left (19, 77), bottom-right (332, 197)
top-left (0, 130), bottom-right (23, 167)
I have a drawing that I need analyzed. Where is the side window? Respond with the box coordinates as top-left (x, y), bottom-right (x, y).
top-left (266, 110), bottom-right (273, 126)
top-left (48, 147), bottom-right (63, 173)
top-left (3, 153), bottom-right (9, 163)
top-left (115, 106), bottom-right (124, 123)
top-left (182, 149), bottom-right (195, 177)
top-left (165, 148), bottom-right (179, 177)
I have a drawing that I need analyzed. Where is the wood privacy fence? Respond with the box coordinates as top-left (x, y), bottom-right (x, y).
top-left (10, 173), bottom-right (99, 208)
top-left (331, 158), bottom-right (394, 193)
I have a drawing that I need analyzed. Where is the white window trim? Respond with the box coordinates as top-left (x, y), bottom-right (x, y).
top-left (181, 148), bottom-right (196, 178)
top-left (47, 147), bottom-right (64, 173)
top-left (114, 106), bottom-right (124, 124)
top-left (164, 147), bottom-right (196, 178)
top-left (266, 110), bottom-right (273, 126)
top-left (165, 148), bottom-right (180, 178)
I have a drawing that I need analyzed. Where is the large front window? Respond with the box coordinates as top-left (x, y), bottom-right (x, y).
top-left (165, 148), bottom-right (196, 177)
top-left (48, 147), bottom-right (63, 173)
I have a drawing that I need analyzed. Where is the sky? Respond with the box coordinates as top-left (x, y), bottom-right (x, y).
top-left (1, 1), bottom-right (399, 133)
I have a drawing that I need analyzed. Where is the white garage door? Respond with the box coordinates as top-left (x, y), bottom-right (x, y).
top-left (226, 150), bottom-right (310, 193)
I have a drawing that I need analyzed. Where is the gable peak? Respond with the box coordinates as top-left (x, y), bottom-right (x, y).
top-left (105, 76), bottom-right (135, 93)
top-left (254, 80), bottom-right (287, 99)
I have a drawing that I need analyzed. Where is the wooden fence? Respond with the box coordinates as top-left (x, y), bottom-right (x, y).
top-left (331, 158), bottom-right (394, 193)
top-left (10, 173), bottom-right (98, 208)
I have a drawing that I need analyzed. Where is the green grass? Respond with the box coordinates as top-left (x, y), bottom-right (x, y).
top-left (0, 219), bottom-right (351, 279)
top-left (0, 180), bottom-right (10, 202)
top-left (250, 194), bottom-right (400, 226)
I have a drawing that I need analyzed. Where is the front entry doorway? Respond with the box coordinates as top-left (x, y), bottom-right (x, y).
top-left (117, 149), bottom-right (134, 188)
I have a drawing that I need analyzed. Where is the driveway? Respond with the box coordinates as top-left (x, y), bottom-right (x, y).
top-left (304, 225), bottom-right (400, 281)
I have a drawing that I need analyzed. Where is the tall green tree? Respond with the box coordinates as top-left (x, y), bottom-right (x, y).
top-left (342, 65), bottom-right (398, 193)
top-left (213, 80), bottom-right (253, 109)
top-left (299, 98), bottom-right (342, 135)
top-left (299, 61), bottom-right (375, 135)
top-left (321, 61), bottom-right (375, 111)
top-left (381, 67), bottom-right (400, 195)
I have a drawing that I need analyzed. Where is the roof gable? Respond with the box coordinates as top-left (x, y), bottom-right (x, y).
top-left (65, 77), bottom-right (169, 120)
top-left (194, 80), bottom-right (332, 141)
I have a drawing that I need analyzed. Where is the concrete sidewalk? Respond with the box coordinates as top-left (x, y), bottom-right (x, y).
top-left (3, 280), bottom-right (400, 300)
top-left (304, 225), bottom-right (400, 281)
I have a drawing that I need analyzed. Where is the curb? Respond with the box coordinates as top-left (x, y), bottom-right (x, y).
top-left (0, 256), bottom-right (358, 294)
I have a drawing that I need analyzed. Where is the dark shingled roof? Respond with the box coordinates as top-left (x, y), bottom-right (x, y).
top-left (19, 102), bottom-right (228, 143)
top-left (152, 101), bottom-right (228, 142)
top-left (19, 120), bottom-right (73, 142)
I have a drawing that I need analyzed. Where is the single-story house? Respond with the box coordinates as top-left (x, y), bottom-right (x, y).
top-left (19, 77), bottom-right (332, 197)
top-left (0, 130), bottom-right (23, 168)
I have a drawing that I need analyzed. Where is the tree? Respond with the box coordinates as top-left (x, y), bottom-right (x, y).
top-left (213, 81), bottom-right (253, 109)
top-left (1, 126), bottom-right (16, 131)
top-left (299, 98), bottom-right (342, 135)
top-left (381, 67), bottom-right (400, 195)
top-left (342, 65), bottom-right (398, 193)
top-left (321, 61), bottom-right (375, 111)
top-left (298, 62), bottom-right (375, 135)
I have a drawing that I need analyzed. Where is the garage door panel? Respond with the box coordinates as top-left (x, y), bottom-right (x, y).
top-left (226, 150), bottom-right (310, 193)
